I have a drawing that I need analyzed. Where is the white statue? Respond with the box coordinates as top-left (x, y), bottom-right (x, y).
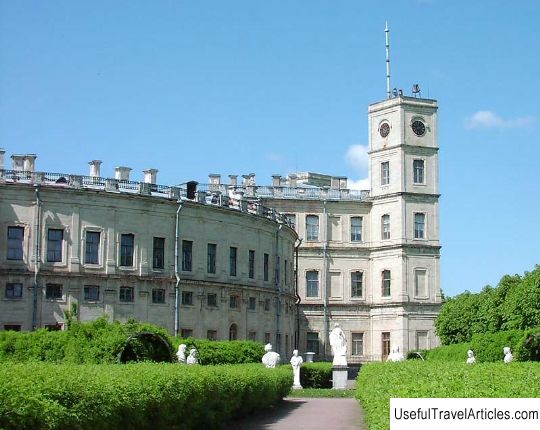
top-left (329, 323), bottom-right (347, 366)
top-left (290, 349), bottom-right (303, 389)
top-left (176, 344), bottom-right (187, 364)
top-left (466, 349), bottom-right (476, 365)
top-left (262, 343), bottom-right (281, 368)
top-left (186, 348), bottom-right (199, 365)
top-left (503, 347), bottom-right (513, 363)
top-left (386, 347), bottom-right (405, 362)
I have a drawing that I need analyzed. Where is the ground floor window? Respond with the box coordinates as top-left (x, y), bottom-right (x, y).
top-left (352, 332), bottom-right (364, 356)
top-left (306, 332), bottom-right (320, 354)
top-left (382, 332), bottom-right (390, 361)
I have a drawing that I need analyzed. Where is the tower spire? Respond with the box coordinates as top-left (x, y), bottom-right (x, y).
top-left (385, 22), bottom-right (391, 99)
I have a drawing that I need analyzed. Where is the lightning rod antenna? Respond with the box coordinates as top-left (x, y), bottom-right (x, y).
top-left (385, 22), bottom-right (391, 99)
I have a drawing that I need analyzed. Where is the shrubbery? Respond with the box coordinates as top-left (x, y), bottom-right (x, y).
top-left (357, 361), bottom-right (540, 430)
top-left (173, 338), bottom-right (265, 365)
top-left (424, 343), bottom-right (471, 362)
top-left (300, 362), bottom-right (332, 388)
top-left (0, 362), bottom-right (291, 430)
top-left (470, 329), bottom-right (524, 362)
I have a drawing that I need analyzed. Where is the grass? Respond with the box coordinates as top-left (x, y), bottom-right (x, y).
top-left (287, 388), bottom-right (356, 398)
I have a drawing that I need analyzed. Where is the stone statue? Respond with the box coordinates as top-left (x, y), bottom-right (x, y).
top-left (186, 348), bottom-right (199, 365)
top-left (261, 343), bottom-right (281, 368)
top-left (503, 347), bottom-right (513, 363)
top-left (176, 344), bottom-right (187, 364)
top-left (386, 347), bottom-right (405, 362)
top-left (290, 349), bottom-right (303, 389)
top-left (329, 323), bottom-right (347, 366)
top-left (466, 349), bottom-right (476, 364)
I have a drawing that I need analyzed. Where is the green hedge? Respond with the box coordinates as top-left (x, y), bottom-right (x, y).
top-left (470, 329), bottom-right (524, 362)
top-left (357, 361), bottom-right (540, 430)
top-left (300, 362), bottom-right (332, 388)
top-left (0, 362), bottom-right (291, 430)
top-left (516, 327), bottom-right (540, 361)
top-left (174, 338), bottom-right (265, 365)
top-left (424, 342), bottom-right (471, 362)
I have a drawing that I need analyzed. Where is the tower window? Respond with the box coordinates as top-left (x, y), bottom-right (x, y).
top-left (413, 159), bottom-right (425, 184)
top-left (350, 217), bottom-right (363, 242)
top-left (414, 213), bottom-right (426, 239)
top-left (381, 214), bottom-right (390, 240)
top-left (351, 271), bottom-right (363, 298)
top-left (381, 161), bottom-right (390, 186)
top-left (382, 270), bottom-right (391, 297)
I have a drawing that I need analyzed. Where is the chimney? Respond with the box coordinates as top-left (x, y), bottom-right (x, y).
top-left (208, 174), bottom-right (221, 185)
top-left (11, 155), bottom-right (25, 171)
top-left (23, 154), bottom-right (37, 172)
top-left (0, 149), bottom-right (5, 170)
top-left (271, 174), bottom-right (282, 187)
top-left (288, 174), bottom-right (297, 188)
top-left (228, 175), bottom-right (238, 187)
top-left (115, 166), bottom-right (132, 181)
top-left (89, 160), bottom-right (102, 177)
top-left (143, 168), bottom-right (158, 184)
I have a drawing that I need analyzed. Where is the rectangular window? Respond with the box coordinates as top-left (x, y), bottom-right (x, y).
top-left (285, 214), bottom-right (296, 229)
top-left (264, 332), bottom-right (271, 344)
top-left (7, 226), bottom-right (24, 260)
top-left (181, 329), bottom-right (193, 338)
top-left (263, 253), bottom-right (269, 281)
top-left (382, 332), bottom-right (391, 360)
top-left (153, 237), bottom-right (165, 269)
top-left (382, 270), bottom-right (391, 297)
top-left (352, 332), bottom-right (364, 356)
top-left (182, 240), bottom-right (193, 271)
top-left (306, 332), bottom-right (320, 354)
top-left (415, 269), bottom-right (427, 297)
top-left (381, 214), bottom-right (390, 240)
top-left (84, 285), bottom-right (99, 301)
top-left (414, 213), bottom-right (426, 239)
top-left (351, 271), bottom-right (363, 298)
top-left (207, 243), bottom-right (217, 274)
top-left (413, 159), bottom-right (425, 184)
top-left (284, 259), bottom-right (288, 286)
top-left (275, 256), bottom-right (280, 285)
top-left (350, 217), bottom-right (363, 242)
top-left (4, 325), bottom-right (21, 331)
top-left (264, 298), bottom-right (271, 311)
top-left (229, 295), bottom-right (239, 309)
top-left (120, 233), bottom-right (134, 266)
top-left (306, 215), bottom-right (319, 241)
top-left (248, 331), bottom-right (257, 341)
top-left (45, 283), bottom-right (63, 300)
top-left (152, 288), bottom-right (165, 304)
top-left (5, 283), bottom-right (23, 299)
top-left (248, 250), bottom-right (255, 279)
top-left (207, 330), bottom-right (218, 340)
top-left (182, 291), bottom-right (193, 306)
top-left (47, 228), bottom-right (64, 262)
top-left (306, 270), bottom-right (319, 297)
top-left (229, 246), bottom-right (237, 276)
top-left (85, 231), bottom-right (100, 265)
top-left (381, 161), bottom-right (390, 186)
top-left (119, 286), bottom-right (134, 302)
top-left (248, 296), bottom-right (256, 310)
top-left (207, 293), bottom-right (217, 307)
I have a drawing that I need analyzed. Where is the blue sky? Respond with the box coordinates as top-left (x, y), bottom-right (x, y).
top-left (1, 0), bottom-right (539, 297)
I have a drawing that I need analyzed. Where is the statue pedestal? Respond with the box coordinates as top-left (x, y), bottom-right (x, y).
top-left (332, 365), bottom-right (348, 390)
top-left (292, 383), bottom-right (303, 390)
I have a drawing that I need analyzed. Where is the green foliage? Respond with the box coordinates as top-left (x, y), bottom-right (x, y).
top-left (173, 338), bottom-right (265, 365)
top-left (0, 362), bottom-right (291, 430)
top-left (470, 329), bottom-right (524, 362)
top-left (0, 316), bottom-right (175, 364)
top-left (357, 361), bottom-right (540, 430)
top-left (435, 266), bottom-right (540, 344)
top-left (300, 362), bottom-right (332, 388)
top-left (424, 343), bottom-right (471, 362)
top-left (288, 388), bottom-right (355, 398)
top-left (515, 327), bottom-right (540, 362)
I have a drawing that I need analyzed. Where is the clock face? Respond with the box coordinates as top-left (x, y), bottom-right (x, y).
top-left (412, 120), bottom-right (426, 137)
top-left (379, 122), bottom-right (390, 138)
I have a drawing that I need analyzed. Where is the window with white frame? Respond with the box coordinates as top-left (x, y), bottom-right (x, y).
top-left (413, 159), bottom-right (425, 184)
top-left (381, 214), bottom-right (390, 240)
top-left (414, 213), bottom-right (426, 239)
top-left (350, 217), bottom-right (363, 242)
top-left (85, 231), bottom-right (101, 265)
top-left (306, 270), bottom-right (319, 297)
top-left (7, 226), bottom-right (24, 260)
top-left (352, 332), bottom-right (364, 356)
top-left (120, 234), bottom-right (134, 267)
top-left (381, 161), bottom-right (390, 185)
top-left (351, 271), bottom-right (363, 298)
top-left (306, 215), bottom-right (319, 241)
top-left (382, 270), bottom-right (391, 297)
top-left (414, 269), bottom-right (428, 297)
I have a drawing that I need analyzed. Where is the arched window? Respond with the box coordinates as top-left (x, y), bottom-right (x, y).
top-left (229, 323), bottom-right (238, 341)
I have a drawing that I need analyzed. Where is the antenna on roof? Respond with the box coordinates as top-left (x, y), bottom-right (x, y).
top-left (385, 22), bottom-right (391, 99)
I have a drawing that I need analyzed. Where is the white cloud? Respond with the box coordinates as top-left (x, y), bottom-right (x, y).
top-left (345, 144), bottom-right (369, 173)
top-left (465, 111), bottom-right (535, 130)
top-left (348, 177), bottom-right (370, 191)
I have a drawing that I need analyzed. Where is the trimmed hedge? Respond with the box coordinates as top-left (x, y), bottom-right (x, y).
top-left (470, 329), bottom-right (524, 362)
top-left (174, 338), bottom-right (265, 365)
top-left (0, 362), bottom-right (291, 430)
top-left (300, 362), bottom-right (333, 388)
top-left (357, 361), bottom-right (540, 430)
top-left (424, 342), bottom-right (471, 362)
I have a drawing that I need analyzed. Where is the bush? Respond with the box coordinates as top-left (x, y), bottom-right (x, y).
top-left (172, 339), bottom-right (265, 365)
top-left (0, 362), bottom-right (291, 430)
top-left (300, 362), bottom-right (332, 388)
top-left (470, 329), bottom-right (524, 362)
top-left (515, 327), bottom-right (540, 362)
top-left (424, 343), bottom-right (471, 362)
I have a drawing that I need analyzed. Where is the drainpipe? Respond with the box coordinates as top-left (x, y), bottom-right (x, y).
top-left (32, 185), bottom-right (41, 331)
top-left (275, 224), bottom-right (283, 353)
top-left (294, 238), bottom-right (302, 349)
top-left (322, 199), bottom-right (329, 359)
top-left (174, 201), bottom-right (184, 337)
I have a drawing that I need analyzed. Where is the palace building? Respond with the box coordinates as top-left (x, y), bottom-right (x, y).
top-left (0, 94), bottom-right (441, 361)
